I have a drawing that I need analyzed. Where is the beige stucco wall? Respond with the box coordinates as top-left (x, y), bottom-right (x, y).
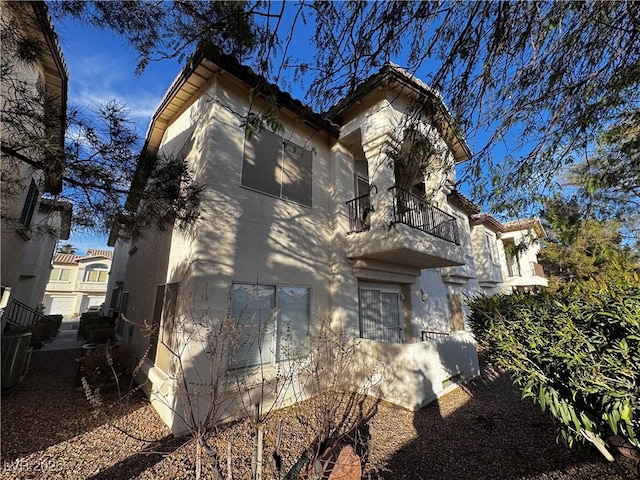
top-left (42, 255), bottom-right (112, 317)
top-left (118, 71), bottom-right (339, 432)
top-left (355, 331), bottom-right (479, 410)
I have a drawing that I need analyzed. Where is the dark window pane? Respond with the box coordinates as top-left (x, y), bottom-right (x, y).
top-left (241, 129), bottom-right (283, 198)
top-left (20, 179), bottom-right (39, 227)
top-left (282, 141), bottom-right (312, 207)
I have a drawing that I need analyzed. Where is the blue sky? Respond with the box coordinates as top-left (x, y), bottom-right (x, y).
top-left (53, 17), bottom-right (180, 254)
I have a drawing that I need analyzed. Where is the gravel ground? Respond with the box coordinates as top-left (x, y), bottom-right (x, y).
top-left (1, 350), bottom-right (636, 479)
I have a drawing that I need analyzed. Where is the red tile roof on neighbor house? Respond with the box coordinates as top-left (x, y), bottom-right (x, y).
top-left (502, 218), bottom-right (546, 238)
top-left (86, 249), bottom-right (113, 259)
top-left (52, 249), bottom-right (113, 265)
top-left (52, 254), bottom-right (82, 265)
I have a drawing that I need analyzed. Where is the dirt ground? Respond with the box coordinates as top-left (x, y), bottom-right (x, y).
top-left (1, 350), bottom-right (636, 479)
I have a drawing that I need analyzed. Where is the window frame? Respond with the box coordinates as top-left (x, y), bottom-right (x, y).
top-left (20, 179), bottom-right (39, 228)
top-left (358, 286), bottom-right (403, 344)
top-left (240, 129), bottom-right (313, 208)
top-left (485, 232), bottom-right (499, 265)
top-left (229, 282), bottom-right (311, 369)
top-left (49, 267), bottom-right (71, 282)
top-left (83, 263), bottom-right (109, 283)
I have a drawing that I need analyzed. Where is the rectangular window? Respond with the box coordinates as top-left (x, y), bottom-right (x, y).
top-left (119, 291), bottom-right (130, 337)
top-left (49, 268), bottom-right (70, 281)
top-left (485, 232), bottom-right (498, 264)
top-left (507, 255), bottom-right (522, 277)
top-left (149, 285), bottom-right (165, 362)
top-left (230, 283), bottom-right (310, 368)
top-left (241, 129), bottom-right (313, 207)
top-left (20, 179), bottom-right (39, 227)
top-left (358, 287), bottom-right (402, 343)
top-left (154, 282), bottom-right (180, 373)
top-left (84, 269), bottom-right (108, 283)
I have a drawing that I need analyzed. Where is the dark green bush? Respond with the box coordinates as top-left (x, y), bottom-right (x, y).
top-left (78, 314), bottom-right (114, 340)
top-left (468, 283), bottom-right (640, 456)
top-left (47, 314), bottom-right (63, 332)
top-left (86, 327), bottom-right (116, 345)
top-left (26, 316), bottom-right (62, 349)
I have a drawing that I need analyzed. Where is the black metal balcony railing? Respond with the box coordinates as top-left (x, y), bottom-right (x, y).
top-left (346, 193), bottom-right (372, 234)
top-left (421, 330), bottom-right (450, 341)
top-left (390, 186), bottom-right (460, 245)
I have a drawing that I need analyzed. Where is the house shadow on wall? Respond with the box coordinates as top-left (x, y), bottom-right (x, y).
top-left (376, 355), bottom-right (619, 479)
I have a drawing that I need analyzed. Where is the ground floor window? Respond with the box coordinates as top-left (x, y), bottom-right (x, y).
top-left (230, 284), bottom-right (310, 368)
top-left (358, 287), bottom-right (403, 343)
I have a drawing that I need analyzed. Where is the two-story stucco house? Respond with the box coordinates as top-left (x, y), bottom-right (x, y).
top-left (42, 249), bottom-right (113, 318)
top-left (1, 1), bottom-right (71, 331)
top-left (106, 48), bottom-right (544, 433)
top-left (500, 218), bottom-right (548, 292)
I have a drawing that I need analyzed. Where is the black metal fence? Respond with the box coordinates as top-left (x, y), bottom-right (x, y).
top-left (421, 330), bottom-right (450, 341)
top-left (390, 186), bottom-right (460, 244)
top-left (3, 299), bottom-right (47, 330)
top-left (346, 193), bottom-right (372, 234)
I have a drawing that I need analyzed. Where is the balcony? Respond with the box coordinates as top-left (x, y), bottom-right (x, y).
top-left (345, 186), bottom-right (466, 269)
top-left (388, 186), bottom-right (460, 245)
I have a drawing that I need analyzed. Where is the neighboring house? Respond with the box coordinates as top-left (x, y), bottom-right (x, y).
top-left (107, 48), bottom-right (544, 433)
top-left (1, 2), bottom-right (71, 331)
top-left (42, 249), bottom-right (113, 318)
top-left (500, 218), bottom-right (548, 293)
top-left (470, 214), bottom-right (506, 296)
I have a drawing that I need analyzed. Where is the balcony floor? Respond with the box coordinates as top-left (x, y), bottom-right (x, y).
top-left (346, 223), bottom-right (466, 269)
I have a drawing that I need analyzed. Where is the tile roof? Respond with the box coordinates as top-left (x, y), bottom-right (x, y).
top-left (53, 253), bottom-right (82, 265)
top-left (471, 214), bottom-right (505, 232)
top-left (502, 218), bottom-right (546, 238)
top-left (86, 249), bottom-right (113, 259)
top-left (53, 249), bottom-right (113, 265)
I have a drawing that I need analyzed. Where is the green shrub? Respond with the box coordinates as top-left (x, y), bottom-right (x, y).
top-left (26, 316), bottom-right (62, 348)
top-left (47, 314), bottom-right (63, 332)
top-left (86, 327), bottom-right (116, 344)
top-left (78, 314), bottom-right (114, 340)
top-left (467, 283), bottom-right (640, 455)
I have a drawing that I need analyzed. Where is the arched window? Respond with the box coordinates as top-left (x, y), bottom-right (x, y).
top-left (84, 263), bottom-right (109, 283)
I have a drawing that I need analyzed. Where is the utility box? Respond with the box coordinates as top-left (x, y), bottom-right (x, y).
top-left (1, 332), bottom-right (32, 390)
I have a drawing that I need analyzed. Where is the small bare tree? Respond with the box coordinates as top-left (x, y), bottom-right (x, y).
top-left (82, 290), bottom-right (383, 480)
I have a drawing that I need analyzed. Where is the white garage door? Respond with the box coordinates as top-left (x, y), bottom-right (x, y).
top-left (80, 296), bottom-right (105, 313)
top-left (47, 296), bottom-right (76, 316)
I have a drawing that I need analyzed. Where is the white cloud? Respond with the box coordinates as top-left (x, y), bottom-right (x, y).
top-left (66, 52), bottom-right (171, 130)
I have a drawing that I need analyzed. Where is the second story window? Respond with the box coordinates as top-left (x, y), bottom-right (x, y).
top-left (241, 129), bottom-right (313, 207)
top-left (485, 232), bottom-right (499, 264)
top-left (20, 180), bottom-right (39, 228)
top-left (84, 263), bottom-right (109, 283)
top-left (49, 267), bottom-right (70, 282)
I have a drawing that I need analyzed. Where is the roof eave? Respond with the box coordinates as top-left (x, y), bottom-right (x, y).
top-left (327, 66), bottom-right (472, 163)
